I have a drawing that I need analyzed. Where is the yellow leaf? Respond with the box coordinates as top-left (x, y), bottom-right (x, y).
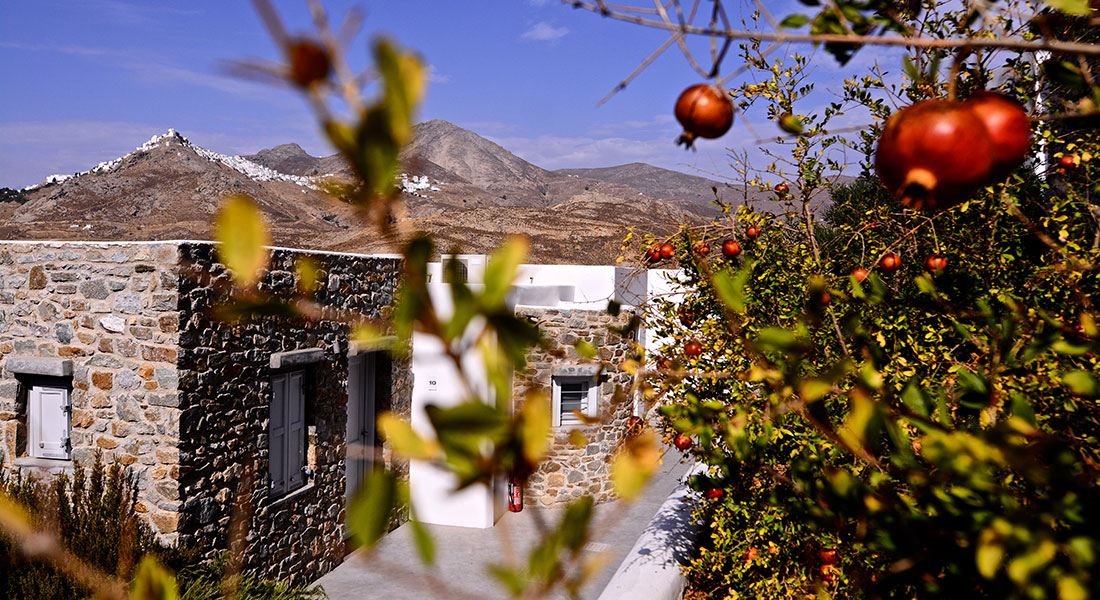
top-left (131, 556), bottom-right (178, 600)
top-left (295, 257), bottom-right (321, 295)
top-left (378, 412), bottom-right (438, 460)
top-left (611, 430), bottom-right (660, 500)
top-left (519, 393), bottom-right (551, 463)
top-left (215, 195), bottom-right (269, 288)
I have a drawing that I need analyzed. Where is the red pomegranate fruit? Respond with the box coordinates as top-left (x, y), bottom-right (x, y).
top-left (923, 254), bottom-right (947, 273)
top-left (659, 243), bottom-right (676, 259)
top-left (675, 84), bottom-right (734, 149)
top-left (745, 225), bottom-right (760, 240)
top-left (875, 99), bottom-right (995, 210)
top-left (851, 268), bottom-right (869, 282)
top-left (673, 433), bottom-right (692, 450)
top-left (684, 339), bottom-right (703, 357)
top-left (678, 306), bottom-right (694, 327)
top-left (1060, 154), bottom-right (1078, 170)
top-left (705, 488), bottom-right (724, 500)
top-left (722, 239), bottom-right (742, 258)
top-left (962, 91), bottom-right (1031, 183)
top-left (288, 39), bottom-right (331, 88)
top-left (695, 242), bottom-right (711, 255)
top-left (775, 183), bottom-right (789, 194)
top-left (644, 244), bottom-right (661, 264)
top-left (880, 252), bottom-right (901, 274)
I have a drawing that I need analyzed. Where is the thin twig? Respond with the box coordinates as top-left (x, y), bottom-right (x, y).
top-left (563, 0), bottom-right (1100, 56)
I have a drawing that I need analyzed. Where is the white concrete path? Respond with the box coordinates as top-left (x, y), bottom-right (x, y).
top-left (315, 457), bottom-right (695, 600)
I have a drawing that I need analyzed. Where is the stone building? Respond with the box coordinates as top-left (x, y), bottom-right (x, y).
top-left (512, 307), bottom-right (636, 507)
top-left (410, 260), bottom-right (673, 523)
top-left (0, 240), bottom-right (410, 584)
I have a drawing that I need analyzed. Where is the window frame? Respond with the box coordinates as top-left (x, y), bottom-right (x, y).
top-left (269, 369), bottom-right (308, 498)
top-left (551, 374), bottom-right (599, 428)
top-left (27, 377), bottom-right (72, 461)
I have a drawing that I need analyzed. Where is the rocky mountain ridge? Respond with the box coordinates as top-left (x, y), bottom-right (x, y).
top-left (2, 120), bottom-right (788, 263)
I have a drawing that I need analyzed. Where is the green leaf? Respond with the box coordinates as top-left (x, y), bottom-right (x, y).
top-left (560, 496), bottom-right (594, 553)
top-left (799, 378), bottom-right (832, 402)
top-left (754, 327), bottom-right (805, 353)
top-left (131, 556), bottom-right (178, 600)
top-left (778, 113), bottom-right (804, 135)
top-left (1042, 0), bottom-right (1091, 16)
top-left (712, 261), bottom-right (755, 314)
top-left (409, 513), bottom-right (435, 565)
top-left (483, 236), bottom-right (529, 308)
top-left (977, 533), bottom-right (1005, 579)
top-left (393, 235), bottom-right (435, 342)
top-left (574, 340), bottom-right (597, 359)
top-left (488, 564), bottom-right (527, 596)
top-left (347, 469), bottom-right (399, 549)
top-left (1058, 577), bottom-right (1089, 600)
top-left (214, 195), bottom-right (270, 288)
top-left (374, 39), bottom-right (425, 147)
top-left (378, 412), bottom-right (438, 460)
top-left (779, 14), bottom-right (811, 28)
top-left (1063, 371), bottom-right (1100, 397)
top-left (1043, 60), bottom-right (1087, 89)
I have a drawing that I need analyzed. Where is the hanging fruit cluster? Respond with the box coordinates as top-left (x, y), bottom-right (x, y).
top-left (875, 91), bottom-right (1030, 211)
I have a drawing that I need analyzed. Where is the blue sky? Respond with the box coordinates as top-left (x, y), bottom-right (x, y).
top-left (0, 0), bottom-right (888, 189)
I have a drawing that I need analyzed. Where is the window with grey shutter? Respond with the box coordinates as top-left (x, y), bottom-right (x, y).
top-left (269, 374), bottom-right (288, 496)
top-left (552, 375), bottom-right (599, 427)
top-left (270, 371), bottom-right (307, 497)
top-left (558, 380), bottom-right (589, 425)
top-left (29, 384), bottom-right (71, 460)
top-left (286, 371), bottom-right (306, 490)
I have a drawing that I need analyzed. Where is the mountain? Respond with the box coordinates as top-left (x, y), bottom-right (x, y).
top-left (244, 143), bottom-right (347, 177)
top-left (2, 121), bottom-right (825, 263)
top-left (556, 162), bottom-right (791, 216)
top-left (403, 119), bottom-right (557, 207)
top-left (1, 130), bottom-right (362, 249)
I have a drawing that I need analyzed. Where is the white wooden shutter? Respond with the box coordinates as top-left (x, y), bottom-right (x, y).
top-left (30, 385), bottom-right (70, 460)
top-left (286, 371), bottom-right (306, 490)
top-left (269, 374), bottom-right (288, 496)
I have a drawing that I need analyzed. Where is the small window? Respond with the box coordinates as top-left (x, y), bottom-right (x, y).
top-left (28, 381), bottom-right (72, 460)
top-left (441, 258), bottom-right (469, 284)
top-left (552, 375), bottom-right (599, 427)
top-left (270, 371), bottom-right (307, 496)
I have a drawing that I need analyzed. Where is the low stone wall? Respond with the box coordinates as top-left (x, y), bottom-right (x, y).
top-left (513, 307), bottom-right (634, 507)
top-left (0, 241), bottom-right (184, 540)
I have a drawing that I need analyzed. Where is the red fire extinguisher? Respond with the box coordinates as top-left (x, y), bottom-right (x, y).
top-left (508, 475), bottom-right (523, 512)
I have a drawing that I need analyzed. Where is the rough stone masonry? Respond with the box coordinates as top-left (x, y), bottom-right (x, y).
top-left (0, 240), bottom-right (410, 584)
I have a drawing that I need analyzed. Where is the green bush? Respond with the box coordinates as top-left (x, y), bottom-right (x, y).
top-left (1, 453), bottom-right (166, 599)
top-left (1, 455), bottom-right (324, 599)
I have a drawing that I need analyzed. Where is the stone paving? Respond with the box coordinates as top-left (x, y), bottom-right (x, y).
top-left (316, 456), bottom-right (694, 600)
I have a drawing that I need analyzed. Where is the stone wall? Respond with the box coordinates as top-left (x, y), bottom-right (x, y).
top-left (513, 307), bottom-right (634, 507)
top-left (174, 243), bottom-right (409, 584)
top-left (0, 241), bottom-right (184, 540)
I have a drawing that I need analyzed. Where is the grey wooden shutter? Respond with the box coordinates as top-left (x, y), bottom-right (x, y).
top-left (31, 385), bottom-right (70, 460)
top-left (269, 374), bottom-right (288, 495)
top-left (287, 371), bottom-right (306, 490)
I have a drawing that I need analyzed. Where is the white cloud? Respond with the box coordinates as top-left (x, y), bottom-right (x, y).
top-left (428, 65), bottom-right (451, 84)
top-left (521, 21), bottom-right (568, 42)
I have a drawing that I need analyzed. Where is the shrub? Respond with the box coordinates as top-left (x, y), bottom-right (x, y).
top-left (0, 455), bottom-right (323, 599)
